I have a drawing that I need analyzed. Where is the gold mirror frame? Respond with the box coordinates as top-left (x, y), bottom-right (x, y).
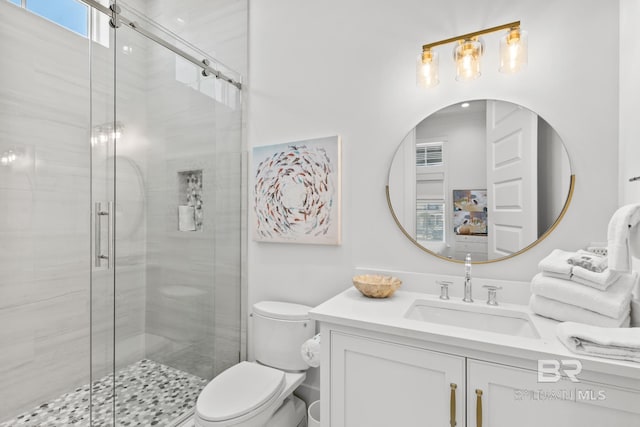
top-left (385, 100), bottom-right (576, 264)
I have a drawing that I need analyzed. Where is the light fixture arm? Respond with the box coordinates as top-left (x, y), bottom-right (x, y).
top-left (422, 20), bottom-right (520, 51)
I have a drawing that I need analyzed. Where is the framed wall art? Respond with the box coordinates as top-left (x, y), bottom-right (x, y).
top-left (253, 136), bottom-right (341, 244)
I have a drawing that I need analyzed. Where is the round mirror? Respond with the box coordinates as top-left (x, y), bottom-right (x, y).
top-left (387, 99), bottom-right (574, 263)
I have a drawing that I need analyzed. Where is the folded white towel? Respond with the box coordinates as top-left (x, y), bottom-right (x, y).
top-left (607, 204), bottom-right (640, 272)
top-left (541, 271), bottom-right (572, 280)
top-left (531, 272), bottom-right (638, 319)
top-left (538, 249), bottom-right (573, 278)
top-left (567, 249), bottom-right (608, 273)
top-left (556, 322), bottom-right (640, 363)
top-left (530, 295), bottom-right (630, 327)
top-left (571, 266), bottom-right (619, 291)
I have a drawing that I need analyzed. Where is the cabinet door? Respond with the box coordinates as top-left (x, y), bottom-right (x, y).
top-left (467, 359), bottom-right (640, 427)
top-left (330, 332), bottom-right (465, 427)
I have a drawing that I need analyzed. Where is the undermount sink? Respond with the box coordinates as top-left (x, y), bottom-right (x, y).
top-left (405, 298), bottom-right (540, 339)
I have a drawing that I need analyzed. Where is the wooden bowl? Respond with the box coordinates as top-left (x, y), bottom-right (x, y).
top-left (352, 274), bottom-right (402, 298)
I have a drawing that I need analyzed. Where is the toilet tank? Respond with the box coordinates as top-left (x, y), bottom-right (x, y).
top-left (252, 301), bottom-right (316, 371)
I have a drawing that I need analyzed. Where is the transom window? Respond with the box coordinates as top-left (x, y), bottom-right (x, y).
top-left (5, 0), bottom-right (109, 45)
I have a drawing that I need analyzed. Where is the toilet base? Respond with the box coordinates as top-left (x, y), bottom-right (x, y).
top-left (182, 395), bottom-right (306, 427)
top-left (266, 395), bottom-right (306, 427)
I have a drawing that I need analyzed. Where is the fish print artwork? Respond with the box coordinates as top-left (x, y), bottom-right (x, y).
top-left (253, 136), bottom-right (341, 244)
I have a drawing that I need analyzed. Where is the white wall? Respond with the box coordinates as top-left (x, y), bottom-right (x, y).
top-left (619, 0), bottom-right (640, 317)
top-left (417, 108), bottom-right (487, 191)
top-left (247, 0), bottom-right (620, 393)
top-left (620, 0), bottom-right (640, 206)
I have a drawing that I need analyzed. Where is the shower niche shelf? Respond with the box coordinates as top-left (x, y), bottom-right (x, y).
top-left (178, 169), bottom-right (203, 232)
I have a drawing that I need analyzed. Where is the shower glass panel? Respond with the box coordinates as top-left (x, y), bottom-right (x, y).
top-left (108, 4), bottom-right (243, 426)
top-left (0, 0), bottom-right (243, 425)
top-left (0, 0), bottom-right (93, 423)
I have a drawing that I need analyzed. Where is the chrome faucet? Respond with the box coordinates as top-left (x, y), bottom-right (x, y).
top-left (463, 253), bottom-right (473, 303)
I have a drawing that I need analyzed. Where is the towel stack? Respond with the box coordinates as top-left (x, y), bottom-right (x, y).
top-left (529, 249), bottom-right (638, 327)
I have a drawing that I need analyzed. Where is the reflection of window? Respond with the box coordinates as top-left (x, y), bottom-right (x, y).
top-left (416, 200), bottom-right (444, 242)
top-left (416, 142), bottom-right (443, 167)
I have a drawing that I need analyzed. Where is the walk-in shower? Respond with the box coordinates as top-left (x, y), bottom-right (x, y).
top-left (0, 0), bottom-right (245, 425)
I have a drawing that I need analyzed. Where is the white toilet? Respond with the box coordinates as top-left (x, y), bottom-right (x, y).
top-left (194, 301), bottom-right (316, 427)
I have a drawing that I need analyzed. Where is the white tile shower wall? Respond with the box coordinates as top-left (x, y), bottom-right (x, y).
top-left (0, 2), bottom-right (92, 420)
top-left (248, 0), bottom-right (621, 392)
top-left (145, 0), bottom-right (248, 78)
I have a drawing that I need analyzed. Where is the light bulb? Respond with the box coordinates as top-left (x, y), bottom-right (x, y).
top-left (416, 49), bottom-right (439, 88)
top-left (454, 38), bottom-right (483, 81)
top-left (500, 28), bottom-right (528, 73)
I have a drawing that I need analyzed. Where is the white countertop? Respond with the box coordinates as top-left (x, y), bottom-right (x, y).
top-left (310, 287), bottom-right (640, 382)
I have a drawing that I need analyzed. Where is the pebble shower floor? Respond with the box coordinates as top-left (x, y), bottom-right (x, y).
top-left (0, 359), bottom-right (208, 426)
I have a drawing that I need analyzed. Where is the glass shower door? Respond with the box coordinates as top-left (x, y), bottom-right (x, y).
top-left (89, 4), bottom-right (243, 425)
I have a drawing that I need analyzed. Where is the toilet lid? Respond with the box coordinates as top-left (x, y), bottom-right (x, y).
top-left (196, 362), bottom-right (285, 422)
top-left (252, 301), bottom-right (312, 321)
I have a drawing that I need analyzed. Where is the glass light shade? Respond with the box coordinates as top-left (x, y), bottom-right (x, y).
top-left (454, 38), bottom-right (484, 81)
top-left (499, 28), bottom-right (528, 73)
top-left (416, 49), bottom-right (439, 88)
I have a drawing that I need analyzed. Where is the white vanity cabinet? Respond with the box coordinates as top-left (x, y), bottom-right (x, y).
top-left (329, 331), bottom-right (465, 427)
top-left (313, 288), bottom-right (640, 427)
top-left (467, 359), bottom-right (640, 427)
top-left (324, 326), bottom-right (640, 427)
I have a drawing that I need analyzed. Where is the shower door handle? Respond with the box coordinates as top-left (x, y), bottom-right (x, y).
top-left (95, 202), bottom-right (113, 268)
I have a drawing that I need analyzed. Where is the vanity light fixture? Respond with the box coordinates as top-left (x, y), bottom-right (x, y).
top-left (417, 21), bottom-right (527, 88)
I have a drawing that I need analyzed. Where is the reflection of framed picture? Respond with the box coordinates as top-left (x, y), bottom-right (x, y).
top-left (453, 189), bottom-right (487, 235)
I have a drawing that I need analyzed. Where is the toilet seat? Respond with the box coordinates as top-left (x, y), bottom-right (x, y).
top-left (196, 362), bottom-right (285, 424)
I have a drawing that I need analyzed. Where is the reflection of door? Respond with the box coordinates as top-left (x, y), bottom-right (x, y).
top-left (486, 100), bottom-right (537, 258)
